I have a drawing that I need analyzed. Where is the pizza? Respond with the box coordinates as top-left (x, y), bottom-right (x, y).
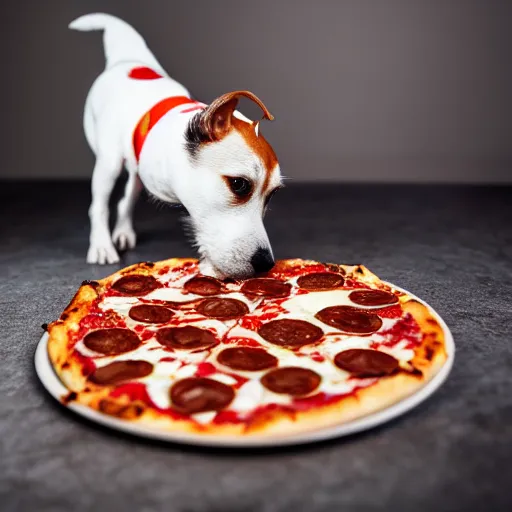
top-left (46, 258), bottom-right (448, 437)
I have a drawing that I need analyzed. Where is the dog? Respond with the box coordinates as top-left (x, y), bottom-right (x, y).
top-left (69, 13), bottom-right (282, 279)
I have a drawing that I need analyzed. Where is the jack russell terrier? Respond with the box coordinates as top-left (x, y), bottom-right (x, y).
top-left (69, 13), bottom-right (282, 279)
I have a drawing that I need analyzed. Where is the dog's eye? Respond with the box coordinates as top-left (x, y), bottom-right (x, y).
top-left (227, 177), bottom-right (252, 198)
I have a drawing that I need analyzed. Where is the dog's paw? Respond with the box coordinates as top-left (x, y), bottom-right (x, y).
top-left (87, 242), bottom-right (120, 265)
top-left (112, 225), bottom-right (137, 251)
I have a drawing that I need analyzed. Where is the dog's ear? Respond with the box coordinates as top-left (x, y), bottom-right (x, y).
top-left (201, 90), bottom-right (274, 141)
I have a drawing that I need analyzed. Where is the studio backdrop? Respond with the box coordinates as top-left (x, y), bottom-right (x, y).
top-left (1, 0), bottom-right (511, 182)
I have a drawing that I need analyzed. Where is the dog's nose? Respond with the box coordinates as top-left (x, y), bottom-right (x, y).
top-left (251, 247), bottom-right (275, 274)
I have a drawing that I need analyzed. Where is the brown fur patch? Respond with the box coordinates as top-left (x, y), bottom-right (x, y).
top-left (232, 117), bottom-right (278, 193)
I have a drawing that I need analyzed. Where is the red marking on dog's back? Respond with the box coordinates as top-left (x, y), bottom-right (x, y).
top-left (128, 67), bottom-right (164, 80)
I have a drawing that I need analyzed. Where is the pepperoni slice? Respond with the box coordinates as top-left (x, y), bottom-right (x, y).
top-left (241, 278), bottom-right (291, 298)
top-left (83, 328), bottom-right (141, 355)
top-left (349, 289), bottom-right (399, 306)
top-left (170, 377), bottom-right (234, 414)
top-left (156, 326), bottom-right (218, 350)
top-left (315, 306), bottom-right (382, 334)
top-left (217, 347), bottom-right (278, 371)
top-left (196, 298), bottom-right (249, 319)
top-left (334, 349), bottom-right (399, 377)
top-left (184, 276), bottom-right (223, 296)
top-left (89, 360), bottom-right (153, 385)
top-left (258, 319), bottom-right (323, 348)
top-left (296, 272), bottom-right (344, 290)
top-left (111, 275), bottom-right (159, 296)
top-left (261, 367), bottom-right (321, 396)
top-left (129, 304), bottom-right (174, 323)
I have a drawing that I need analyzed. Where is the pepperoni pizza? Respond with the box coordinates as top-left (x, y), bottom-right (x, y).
top-left (47, 258), bottom-right (448, 437)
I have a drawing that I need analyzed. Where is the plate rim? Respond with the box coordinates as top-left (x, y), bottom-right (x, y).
top-left (35, 282), bottom-right (455, 448)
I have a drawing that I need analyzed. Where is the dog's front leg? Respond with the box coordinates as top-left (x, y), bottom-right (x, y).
top-left (87, 156), bottom-right (122, 264)
top-left (112, 169), bottom-right (142, 251)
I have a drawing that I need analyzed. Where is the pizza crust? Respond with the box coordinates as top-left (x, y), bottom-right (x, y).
top-left (47, 258), bottom-right (449, 438)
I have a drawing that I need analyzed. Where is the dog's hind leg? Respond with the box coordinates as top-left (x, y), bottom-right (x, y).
top-left (87, 153), bottom-right (123, 264)
top-left (112, 167), bottom-right (142, 251)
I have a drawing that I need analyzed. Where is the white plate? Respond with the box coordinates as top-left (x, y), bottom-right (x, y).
top-left (35, 283), bottom-right (455, 448)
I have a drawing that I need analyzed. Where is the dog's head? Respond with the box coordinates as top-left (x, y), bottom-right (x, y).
top-left (178, 90), bottom-right (282, 279)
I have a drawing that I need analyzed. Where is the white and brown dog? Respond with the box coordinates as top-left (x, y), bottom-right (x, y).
top-left (70, 13), bottom-right (282, 278)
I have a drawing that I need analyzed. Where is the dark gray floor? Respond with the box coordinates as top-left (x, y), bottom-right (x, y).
top-left (1, 181), bottom-right (511, 512)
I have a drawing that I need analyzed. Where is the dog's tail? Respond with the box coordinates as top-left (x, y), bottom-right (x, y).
top-left (69, 13), bottom-right (164, 72)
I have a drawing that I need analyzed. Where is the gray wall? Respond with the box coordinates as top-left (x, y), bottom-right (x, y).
top-left (2, 0), bottom-right (511, 182)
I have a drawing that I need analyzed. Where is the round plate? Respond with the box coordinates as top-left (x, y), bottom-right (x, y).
top-left (35, 283), bottom-right (455, 448)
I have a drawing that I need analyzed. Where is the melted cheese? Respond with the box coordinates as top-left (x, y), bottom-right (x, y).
top-left (78, 268), bottom-right (418, 423)
top-left (144, 287), bottom-right (192, 302)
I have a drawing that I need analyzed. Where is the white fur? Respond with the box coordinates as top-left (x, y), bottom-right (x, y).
top-left (70, 13), bottom-right (281, 277)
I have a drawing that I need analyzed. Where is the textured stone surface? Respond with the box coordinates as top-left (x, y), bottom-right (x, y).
top-left (1, 181), bottom-right (511, 511)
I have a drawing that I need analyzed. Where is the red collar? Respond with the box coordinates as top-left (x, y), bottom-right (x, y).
top-left (133, 96), bottom-right (204, 162)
